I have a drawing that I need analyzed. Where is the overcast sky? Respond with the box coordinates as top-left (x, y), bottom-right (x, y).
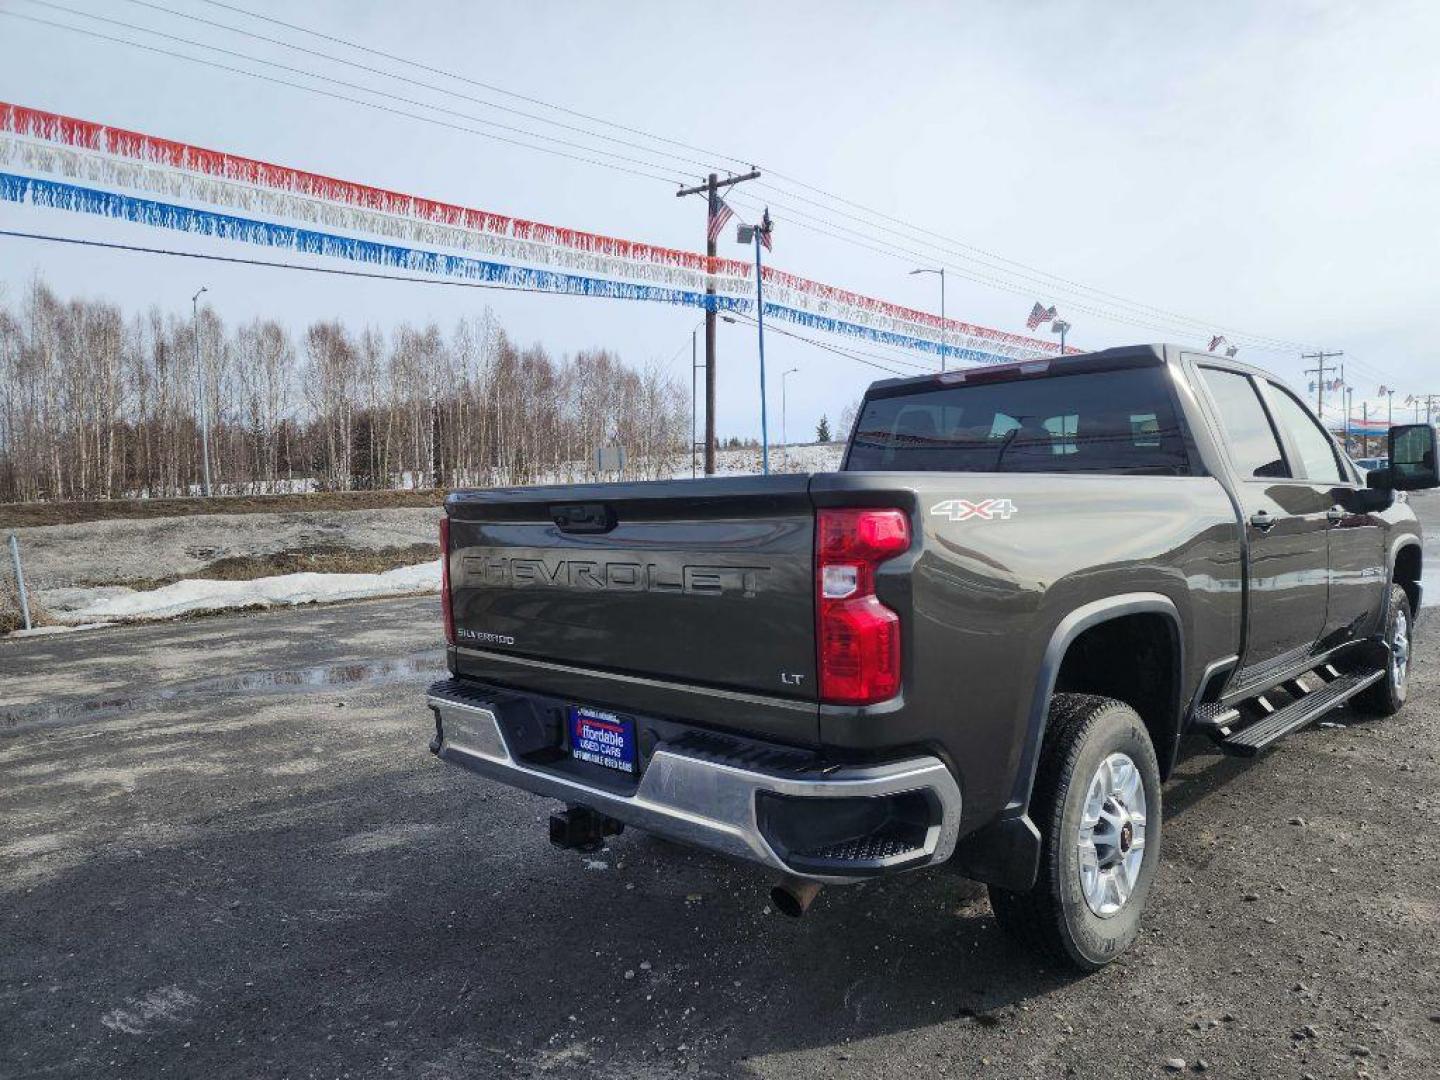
top-left (2, 0), bottom-right (1437, 437)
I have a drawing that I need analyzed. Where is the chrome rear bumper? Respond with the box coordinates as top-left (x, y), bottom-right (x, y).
top-left (427, 684), bottom-right (962, 884)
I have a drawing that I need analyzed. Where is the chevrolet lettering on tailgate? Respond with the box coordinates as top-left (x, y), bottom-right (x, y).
top-left (464, 556), bottom-right (764, 597)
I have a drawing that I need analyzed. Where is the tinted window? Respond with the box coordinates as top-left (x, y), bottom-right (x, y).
top-left (845, 367), bottom-right (1189, 474)
top-left (1198, 368), bottom-right (1287, 478)
top-left (1265, 383), bottom-right (1345, 484)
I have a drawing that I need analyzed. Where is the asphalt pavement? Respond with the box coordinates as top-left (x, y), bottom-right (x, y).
top-left (4, 559), bottom-right (1440, 1078)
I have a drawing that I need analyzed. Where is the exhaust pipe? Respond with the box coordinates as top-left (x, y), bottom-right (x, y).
top-left (770, 877), bottom-right (823, 918)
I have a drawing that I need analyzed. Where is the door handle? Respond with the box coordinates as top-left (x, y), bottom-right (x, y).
top-left (1249, 510), bottom-right (1278, 532)
top-left (1326, 505), bottom-right (1346, 524)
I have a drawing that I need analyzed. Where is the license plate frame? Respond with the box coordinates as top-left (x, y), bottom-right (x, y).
top-left (568, 705), bottom-right (637, 776)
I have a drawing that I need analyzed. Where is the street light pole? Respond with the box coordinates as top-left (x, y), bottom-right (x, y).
top-left (781, 367), bottom-right (799, 467)
top-left (192, 286), bottom-right (212, 497)
top-left (909, 268), bottom-right (947, 370)
top-left (753, 224), bottom-right (770, 476)
top-left (1343, 386), bottom-right (1353, 454)
top-left (691, 327), bottom-right (698, 479)
top-left (1053, 319), bottom-right (1071, 354)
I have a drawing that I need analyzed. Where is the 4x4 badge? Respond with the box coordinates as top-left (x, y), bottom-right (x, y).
top-left (930, 498), bottom-right (1017, 522)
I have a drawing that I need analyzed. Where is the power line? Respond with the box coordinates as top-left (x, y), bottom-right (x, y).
top-left (726, 191), bottom-right (1226, 348)
top-left (107, 0), bottom-right (727, 177)
top-left (194, 0), bottom-right (757, 174)
top-left (727, 190), bottom-right (1313, 353)
top-left (0, 227), bottom-right (916, 373)
top-left (750, 175), bottom-right (1318, 353)
top-left (0, 231), bottom-right (1413, 402)
top-left (0, 228), bottom-right (924, 383)
top-left (723, 311), bottom-right (919, 377)
top-left (18, 1), bottom-right (706, 183)
top-left (181, 0), bottom-right (1317, 352)
top-left (0, 227), bottom-right (650, 296)
top-left (1335, 351), bottom-right (1404, 392)
top-left (0, 9), bottom-right (685, 187)
top-left (0, 4), bottom-right (1371, 360)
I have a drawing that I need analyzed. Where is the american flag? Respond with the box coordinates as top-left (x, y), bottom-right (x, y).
top-left (1026, 302), bottom-right (1056, 330)
top-left (1208, 334), bottom-right (1226, 352)
top-left (707, 198), bottom-right (735, 244)
top-left (758, 206), bottom-right (774, 252)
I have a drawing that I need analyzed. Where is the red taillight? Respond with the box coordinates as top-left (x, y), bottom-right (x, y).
top-left (816, 508), bottom-right (909, 704)
top-left (439, 516), bottom-right (455, 646)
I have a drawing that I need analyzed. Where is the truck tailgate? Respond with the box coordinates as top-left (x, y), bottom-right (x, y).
top-left (447, 476), bottom-right (817, 702)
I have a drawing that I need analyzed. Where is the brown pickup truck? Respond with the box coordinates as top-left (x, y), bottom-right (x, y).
top-left (426, 344), bottom-right (1432, 969)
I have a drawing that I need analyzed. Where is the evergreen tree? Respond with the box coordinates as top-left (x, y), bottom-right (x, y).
top-left (816, 415), bottom-right (832, 443)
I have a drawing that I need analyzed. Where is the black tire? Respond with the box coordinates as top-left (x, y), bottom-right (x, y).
top-left (1352, 584), bottom-right (1411, 718)
top-left (987, 693), bottom-right (1162, 972)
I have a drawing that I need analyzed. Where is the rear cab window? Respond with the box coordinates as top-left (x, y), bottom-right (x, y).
top-left (844, 366), bottom-right (1191, 474)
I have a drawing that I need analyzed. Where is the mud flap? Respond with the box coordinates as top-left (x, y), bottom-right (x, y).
top-left (948, 811), bottom-right (1041, 891)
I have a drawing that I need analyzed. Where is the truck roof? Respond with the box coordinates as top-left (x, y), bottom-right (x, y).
top-left (865, 344), bottom-right (1171, 397)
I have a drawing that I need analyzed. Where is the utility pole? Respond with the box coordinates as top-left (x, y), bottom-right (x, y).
top-left (192, 286), bottom-right (212, 497)
top-left (1301, 350), bottom-right (1343, 417)
top-left (1408, 394), bottom-right (1440, 424)
top-left (677, 169), bottom-right (761, 475)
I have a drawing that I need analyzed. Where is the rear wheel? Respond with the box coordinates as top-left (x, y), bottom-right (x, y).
top-left (988, 693), bottom-right (1162, 971)
top-left (1352, 584), bottom-right (1411, 717)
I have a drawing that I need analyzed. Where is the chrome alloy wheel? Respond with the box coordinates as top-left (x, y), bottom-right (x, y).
top-left (1077, 752), bottom-right (1147, 918)
top-left (1391, 606), bottom-right (1410, 694)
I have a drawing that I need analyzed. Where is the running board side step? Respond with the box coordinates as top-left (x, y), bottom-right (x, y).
top-left (1216, 668), bottom-right (1385, 756)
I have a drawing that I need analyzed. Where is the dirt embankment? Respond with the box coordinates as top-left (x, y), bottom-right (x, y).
top-left (7, 506), bottom-right (444, 595)
top-left (0, 489), bottom-right (447, 530)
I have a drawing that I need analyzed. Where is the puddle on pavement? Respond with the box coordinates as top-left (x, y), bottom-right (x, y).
top-left (2, 650), bottom-right (445, 732)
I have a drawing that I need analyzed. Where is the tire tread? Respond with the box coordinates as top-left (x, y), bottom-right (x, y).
top-left (988, 692), bottom-right (1124, 967)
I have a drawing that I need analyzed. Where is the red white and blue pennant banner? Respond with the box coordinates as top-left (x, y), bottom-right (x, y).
top-left (0, 103), bottom-right (1060, 365)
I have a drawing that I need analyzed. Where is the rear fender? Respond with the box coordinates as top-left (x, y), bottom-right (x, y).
top-left (949, 592), bottom-right (1182, 890)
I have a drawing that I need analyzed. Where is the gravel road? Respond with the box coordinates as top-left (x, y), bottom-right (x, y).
top-left (3, 521), bottom-right (1439, 1078)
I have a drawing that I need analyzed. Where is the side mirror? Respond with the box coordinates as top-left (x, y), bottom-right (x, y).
top-left (1386, 423), bottom-right (1440, 491)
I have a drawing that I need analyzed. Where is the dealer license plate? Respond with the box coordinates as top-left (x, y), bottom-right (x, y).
top-left (568, 706), bottom-right (636, 775)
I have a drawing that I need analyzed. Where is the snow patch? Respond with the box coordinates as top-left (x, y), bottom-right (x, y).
top-left (56, 560), bottom-right (439, 624)
top-left (6, 622), bottom-right (113, 639)
top-left (100, 985), bottom-right (199, 1036)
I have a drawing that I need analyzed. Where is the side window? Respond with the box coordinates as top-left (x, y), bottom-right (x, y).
top-left (1265, 384), bottom-right (1346, 484)
top-left (1198, 368), bottom-right (1288, 478)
